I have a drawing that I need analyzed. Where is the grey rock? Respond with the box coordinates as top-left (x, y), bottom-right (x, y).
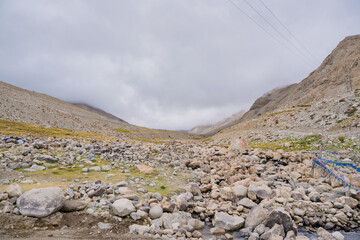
top-left (38, 155), bottom-right (58, 162)
top-left (61, 200), bottom-right (86, 212)
top-left (129, 224), bottom-right (151, 235)
top-left (245, 205), bottom-right (268, 228)
top-left (159, 211), bottom-right (193, 229)
top-left (89, 166), bottom-right (101, 172)
top-left (188, 219), bottom-right (205, 230)
top-left (17, 187), bottom-right (65, 217)
top-left (0, 200), bottom-right (14, 213)
top-left (101, 165), bottom-right (111, 171)
top-left (152, 192), bottom-right (162, 201)
top-left (98, 222), bottom-right (112, 230)
top-left (232, 185), bottom-right (248, 198)
top-left (111, 198), bottom-right (135, 217)
top-left (265, 210), bottom-right (297, 234)
top-left (239, 197), bottom-right (257, 208)
top-left (213, 212), bottom-right (245, 231)
top-left (149, 204), bottom-right (163, 219)
top-left (6, 183), bottom-right (22, 198)
top-left (30, 164), bottom-right (45, 171)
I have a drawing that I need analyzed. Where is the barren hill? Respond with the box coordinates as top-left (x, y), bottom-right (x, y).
top-left (0, 81), bottom-right (196, 139)
top-left (241, 35), bottom-right (360, 122)
top-left (188, 110), bottom-right (246, 136)
top-left (213, 35), bottom-right (360, 143)
top-left (72, 103), bottom-right (127, 124)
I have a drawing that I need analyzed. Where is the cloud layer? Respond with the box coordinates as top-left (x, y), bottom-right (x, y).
top-left (0, 0), bottom-right (359, 129)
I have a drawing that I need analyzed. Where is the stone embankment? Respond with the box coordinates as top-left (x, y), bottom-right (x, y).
top-left (1, 135), bottom-right (359, 239)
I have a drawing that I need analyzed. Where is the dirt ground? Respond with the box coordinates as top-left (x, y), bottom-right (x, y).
top-left (0, 212), bottom-right (153, 240)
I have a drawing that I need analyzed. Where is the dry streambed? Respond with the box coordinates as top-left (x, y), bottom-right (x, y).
top-left (1, 135), bottom-right (360, 240)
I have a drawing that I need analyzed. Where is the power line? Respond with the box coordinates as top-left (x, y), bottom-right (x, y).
top-left (227, 0), bottom-right (313, 66)
top-left (240, 0), bottom-right (316, 65)
top-left (258, 0), bottom-right (319, 63)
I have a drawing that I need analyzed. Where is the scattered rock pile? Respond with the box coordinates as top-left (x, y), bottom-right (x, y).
top-left (1, 134), bottom-right (359, 239)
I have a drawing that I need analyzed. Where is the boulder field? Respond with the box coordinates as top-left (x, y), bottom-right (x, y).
top-left (1, 135), bottom-right (359, 240)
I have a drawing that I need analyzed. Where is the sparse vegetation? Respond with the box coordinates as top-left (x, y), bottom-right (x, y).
top-left (264, 108), bottom-right (296, 117)
top-left (114, 128), bottom-right (131, 133)
top-left (299, 134), bottom-right (322, 146)
top-left (0, 119), bottom-right (110, 139)
top-left (293, 104), bottom-right (311, 108)
top-left (345, 106), bottom-right (357, 116)
top-left (338, 136), bottom-right (345, 143)
top-left (249, 134), bottom-right (322, 151)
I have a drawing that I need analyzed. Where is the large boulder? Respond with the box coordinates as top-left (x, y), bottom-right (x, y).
top-left (111, 198), bottom-right (135, 217)
top-left (264, 210), bottom-right (297, 234)
top-left (245, 205), bottom-right (268, 228)
top-left (213, 212), bottom-right (245, 230)
top-left (16, 187), bottom-right (65, 217)
top-left (6, 183), bottom-right (22, 198)
top-left (156, 211), bottom-right (193, 229)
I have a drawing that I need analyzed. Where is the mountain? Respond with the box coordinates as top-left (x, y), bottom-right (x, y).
top-left (241, 35), bottom-right (360, 122)
top-left (0, 81), bottom-right (133, 134)
top-left (212, 35), bottom-right (360, 143)
top-left (188, 110), bottom-right (246, 136)
top-left (0, 81), bottom-right (196, 139)
top-left (72, 103), bottom-right (127, 124)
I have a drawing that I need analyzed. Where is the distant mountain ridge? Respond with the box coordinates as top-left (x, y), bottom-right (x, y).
top-left (72, 103), bottom-right (127, 124)
top-left (0, 81), bottom-right (197, 139)
top-left (189, 110), bottom-right (246, 136)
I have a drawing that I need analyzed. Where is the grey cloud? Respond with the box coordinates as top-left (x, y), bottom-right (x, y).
top-left (0, 0), bottom-right (359, 129)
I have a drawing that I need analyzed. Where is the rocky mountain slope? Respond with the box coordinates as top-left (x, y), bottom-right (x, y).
top-left (0, 81), bottom-right (196, 139)
top-left (72, 103), bottom-right (127, 124)
top-left (0, 81), bottom-right (133, 133)
top-left (188, 110), bottom-right (246, 136)
top-left (241, 35), bottom-right (360, 122)
top-left (212, 35), bottom-right (360, 143)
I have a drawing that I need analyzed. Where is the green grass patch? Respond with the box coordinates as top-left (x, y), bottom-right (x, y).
top-left (114, 128), bottom-right (131, 133)
top-left (5, 157), bottom-right (187, 198)
top-left (249, 134), bottom-right (322, 151)
top-left (0, 119), bottom-right (111, 139)
top-left (298, 134), bottom-right (322, 146)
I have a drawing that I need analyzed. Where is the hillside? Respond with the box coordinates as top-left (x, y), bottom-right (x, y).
top-left (241, 35), bottom-right (360, 122)
top-left (72, 103), bottom-right (127, 124)
top-left (188, 110), bottom-right (246, 136)
top-left (0, 81), bottom-right (196, 139)
top-left (213, 35), bottom-right (360, 143)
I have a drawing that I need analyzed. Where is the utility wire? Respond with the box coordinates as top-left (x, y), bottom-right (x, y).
top-left (258, 0), bottom-right (319, 63)
top-left (240, 0), bottom-right (316, 65)
top-left (227, 0), bottom-right (313, 66)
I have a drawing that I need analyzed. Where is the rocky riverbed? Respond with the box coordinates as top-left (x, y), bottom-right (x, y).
top-left (1, 134), bottom-right (360, 239)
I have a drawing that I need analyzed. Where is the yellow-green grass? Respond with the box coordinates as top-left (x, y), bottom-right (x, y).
top-left (263, 108), bottom-right (297, 118)
top-left (0, 119), bottom-right (111, 139)
top-left (1, 158), bottom-right (187, 197)
top-left (130, 137), bottom-right (172, 144)
top-left (249, 134), bottom-right (321, 151)
top-left (114, 128), bottom-right (131, 133)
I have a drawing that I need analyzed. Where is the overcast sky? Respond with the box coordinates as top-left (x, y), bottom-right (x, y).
top-left (0, 0), bottom-right (359, 130)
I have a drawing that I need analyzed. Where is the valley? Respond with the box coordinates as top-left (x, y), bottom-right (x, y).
top-left (1, 35), bottom-right (360, 240)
